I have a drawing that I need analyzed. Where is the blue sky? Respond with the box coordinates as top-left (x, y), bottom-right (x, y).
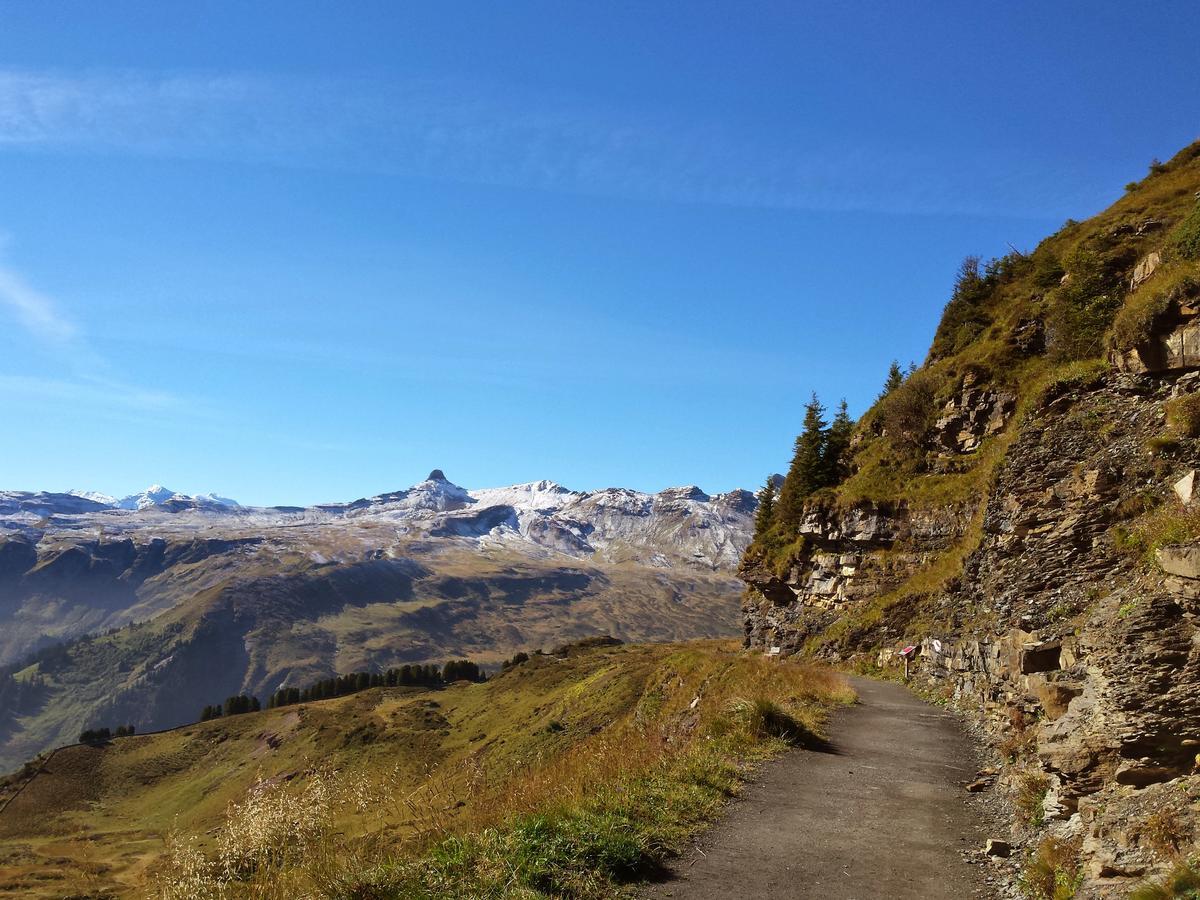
top-left (1, 1), bottom-right (1198, 505)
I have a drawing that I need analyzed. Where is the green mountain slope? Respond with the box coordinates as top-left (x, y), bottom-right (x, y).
top-left (0, 543), bottom-right (741, 773)
top-left (0, 639), bottom-right (850, 899)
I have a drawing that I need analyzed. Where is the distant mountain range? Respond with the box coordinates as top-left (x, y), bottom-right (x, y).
top-left (66, 485), bottom-right (241, 510)
top-left (0, 470), bottom-right (757, 771)
top-left (3, 470), bottom-right (754, 570)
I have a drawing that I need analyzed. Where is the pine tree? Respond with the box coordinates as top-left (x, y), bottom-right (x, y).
top-left (774, 393), bottom-right (828, 533)
top-left (879, 360), bottom-right (904, 400)
top-left (753, 476), bottom-right (776, 539)
top-left (823, 399), bottom-right (854, 486)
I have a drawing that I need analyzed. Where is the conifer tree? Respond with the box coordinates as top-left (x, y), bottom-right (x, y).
top-left (753, 476), bottom-right (776, 539)
top-left (823, 399), bottom-right (854, 486)
top-left (774, 393), bottom-right (828, 533)
top-left (880, 360), bottom-right (904, 399)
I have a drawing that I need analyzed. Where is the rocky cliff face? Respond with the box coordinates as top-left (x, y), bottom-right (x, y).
top-left (746, 360), bottom-right (1200, 896)
top-left (741, 145), bottom-right (1200, 894)
top-left (740, 500), bottom-right (971, 653)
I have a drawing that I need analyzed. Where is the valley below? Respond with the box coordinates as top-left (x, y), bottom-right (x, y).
top-left (0, 472), bottom-right (754, 773)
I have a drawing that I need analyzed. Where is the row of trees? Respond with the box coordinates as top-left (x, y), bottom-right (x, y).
top-left (197, 660), bottom-right (489, 722)
top-left (76, 659), bottom-right (488, 748)
top-left (200, 694), bottom-right (261, 721)
top-left (267, 660), bottom-right (487, 711)
top-left (79, 724), bottom-right (135, 743)
top-left (500, 651), bottom-right (531, 670)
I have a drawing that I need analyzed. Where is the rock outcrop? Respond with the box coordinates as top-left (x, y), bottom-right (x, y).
top-left (1113, 298), bottom-right (1200, 374)
top-left (932, 372), bottom-right (1016, 454)
top-left (742, 369), bottom-right (1200, 894)
top-left (739, 141), bottom-right (1200, 895)
top-left (741, 500), bottom-right (970, 653)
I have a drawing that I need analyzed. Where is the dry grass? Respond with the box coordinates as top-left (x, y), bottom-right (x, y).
top-left (997, 708), bottom-right (1037, 764)
top-left (1168, 393), bottom-right (1200, 439)
top-left (1014, 770), bottom-right (1051, 828)
top-left (1130, 856), bottom-right (1200, 900)
top-left (1110, 263), bottom-right (1200, 352)
top-left (1019, 835), bottom-right (1084, 900)
top-left (1112, 498), bottom-right (1200, 568)
top-left (142, 644), bottom-right (853, 899)
top-left (1137, 807), bottom-right (1191, 859)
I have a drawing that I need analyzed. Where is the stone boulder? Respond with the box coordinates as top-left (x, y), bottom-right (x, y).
top-left (1174, 469), bottom-right (1197, 506)
top-left (1157, 544), bottom-right (1200, 579)
top-left (1130, 250), bottom-right (1162, 291)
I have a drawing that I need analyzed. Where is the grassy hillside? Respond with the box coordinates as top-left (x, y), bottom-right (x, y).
top-left (848, 142), bottom-right (1200, 501)
top-left (0, 546), bottom-right (742, 773)
top-left (0, 639), bottom-right (851, 899)
top-left (747, 139), bottom-right (1200, 625)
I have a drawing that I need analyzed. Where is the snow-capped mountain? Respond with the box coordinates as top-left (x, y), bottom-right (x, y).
top-left (12, 471), bottom-right (754, 570)
top-left (115, 485), bottom-right (178, 510)
top-left (0, 470), bottom-right (755, 765)
top-left (67, 489), bottom-right (119, 506)
top-left (67, 486), bottom-right (241, 511)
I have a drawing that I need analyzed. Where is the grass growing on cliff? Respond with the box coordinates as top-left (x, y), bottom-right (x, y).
top-left (1015, 771), bottom-right (1051, 828)
top-left (145, 644), bottom-right (854, 900)
top-left (1110, 263), bottom-right (1200, 352)
top-left (1112, 497), bottom-right (1200, 568)
top-left (1129, 858), bottom-right (1200, 900)
top-left (1019, 835), bottom-right (1084, 900)
top-left (802, 500), bottom-right (989, 653)
top-left (763, 143), bottom-right (1200, 526)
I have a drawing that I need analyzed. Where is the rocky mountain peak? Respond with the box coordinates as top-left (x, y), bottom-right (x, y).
top-left (657, 485), bottom-right (711, 503)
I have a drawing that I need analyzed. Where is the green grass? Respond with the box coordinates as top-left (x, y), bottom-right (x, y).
top-left (1112, 500), bottom-right (1200, 568)
top-left (1111, 262), bottom-right (1200, 352)
top-left (1168, 199), bottom-right (1200, 260)
top-left (0, 641), bottom-right (853, 899)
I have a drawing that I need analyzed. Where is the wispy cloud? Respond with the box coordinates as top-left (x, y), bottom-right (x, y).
top-left (0, 243), bottom-right (181, 414)
top-left (0, 68), bottom-right (1088, 218)
top-left (0, 264), bottom-right (79, 344)
top-left (0, 373), bottom-right (177, 412)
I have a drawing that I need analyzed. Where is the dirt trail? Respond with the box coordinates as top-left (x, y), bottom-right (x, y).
top-left (645, 676), bottom-right (995, 899)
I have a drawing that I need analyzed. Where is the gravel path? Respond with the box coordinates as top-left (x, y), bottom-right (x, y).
top-left (643, 675), bottom-right (999, 899)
